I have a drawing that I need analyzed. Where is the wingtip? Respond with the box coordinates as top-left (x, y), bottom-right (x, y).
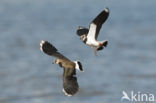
top-left (77, 26), bottom-right (87, 30)
top-left (40, 40), bottom-right (46, 51)
top-left (78, 26), bottom-right (82, 29)
top-left (104, 7), bottom-right (109, 13)
top-left (62, 88), bottom-right (73, 97)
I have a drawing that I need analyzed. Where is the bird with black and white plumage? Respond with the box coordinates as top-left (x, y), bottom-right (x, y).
top-left (77, 8), bottom-right (109, 56)
top-left (40, 40), bottom-right (83, 97)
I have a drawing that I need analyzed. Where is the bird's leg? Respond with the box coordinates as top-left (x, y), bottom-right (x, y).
top-left (52, 60), bottom-right (56, 64)
top-left (94, 47), bottom-right (98, 56)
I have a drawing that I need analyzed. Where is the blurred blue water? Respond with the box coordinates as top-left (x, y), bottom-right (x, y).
top-left (0, 0), bottom-right (156, 103)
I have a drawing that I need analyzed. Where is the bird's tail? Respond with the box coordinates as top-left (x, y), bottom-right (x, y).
top-left (97, 40), bottom-right (108, 52)
top-left (40, 40), bottom-right (57, 55)
top-left (102, 40), bottom-right (108, 47)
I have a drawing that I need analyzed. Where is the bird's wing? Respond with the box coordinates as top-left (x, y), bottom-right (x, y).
top-left (76, 26), bottom-right (89, 43)
top-left (62, 68), bottom-right (79, 96)
top-left (87, 23), bottom-right (97, 41)
top-left (77, 26), bottom-right (89, 36)
top-left (88, 8), bottom-right (109, 40)
top-left (40, 40), bottom-right (71, 61)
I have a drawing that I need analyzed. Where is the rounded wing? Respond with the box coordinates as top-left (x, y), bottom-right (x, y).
top-left (40, 40), bottom-right (71, 61)
top-left (77, 26), bottom-right (89, 36)
top-left (62, 68), bottom-right (79, 96)
top-left (88, 8), bottom-right (109, 40)
top-left (76, 26), bottom-right (89, 44)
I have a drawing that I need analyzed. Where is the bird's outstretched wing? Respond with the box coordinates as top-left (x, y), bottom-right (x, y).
top-left (76, 26), bottom-right (89, 43)
top-left (40, 40), bottom-right (70, 61)
top-left (77, 26), bottom-right (89, 36)
top-left (62, 68), bottom-right (79, 96)
top-left (88, 8), bottom-right (109, 40)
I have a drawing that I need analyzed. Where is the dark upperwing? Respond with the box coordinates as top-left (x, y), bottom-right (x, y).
top-left (77, 26), bottom-right (89, 36)
top-left (63, 68), bottom-right (79, 96)
top-left (91, 8), bottom-right (109, 40)
top-left (40, 40), bottom-right (71, 61)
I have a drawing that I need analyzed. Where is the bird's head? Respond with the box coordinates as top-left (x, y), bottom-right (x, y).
top-left (53, 59), bottom-right (60, 64)
top-left (74, 61), bottom-right (84, 71)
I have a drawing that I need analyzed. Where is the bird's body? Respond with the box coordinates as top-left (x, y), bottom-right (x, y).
top-left (40, 40), bottom-right (83, 96)
top-left (53, 59), bottom-right (75, 70)
top-left (77, 8), bottom-right (109, 56)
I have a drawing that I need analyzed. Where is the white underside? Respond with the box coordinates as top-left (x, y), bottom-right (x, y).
top-left (86, 39), bottom-right (99, 47)
top-left (62, 88), bottom-right (72, 97)
top-left (86, 23), bottom-right (99, 47)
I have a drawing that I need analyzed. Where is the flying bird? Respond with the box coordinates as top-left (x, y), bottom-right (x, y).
top-left (40, 40), bottom-right (83, 97)
top-left (77, 8), bottom-right (109, 56)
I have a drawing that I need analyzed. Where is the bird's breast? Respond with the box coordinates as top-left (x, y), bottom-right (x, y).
top-left (86, 39), bottom-right (99, 47)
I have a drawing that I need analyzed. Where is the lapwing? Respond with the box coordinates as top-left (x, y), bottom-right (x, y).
top-left (40, 40), bottom-right (83, 97)
top-left (77, 8), bottom-right (109, 56)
